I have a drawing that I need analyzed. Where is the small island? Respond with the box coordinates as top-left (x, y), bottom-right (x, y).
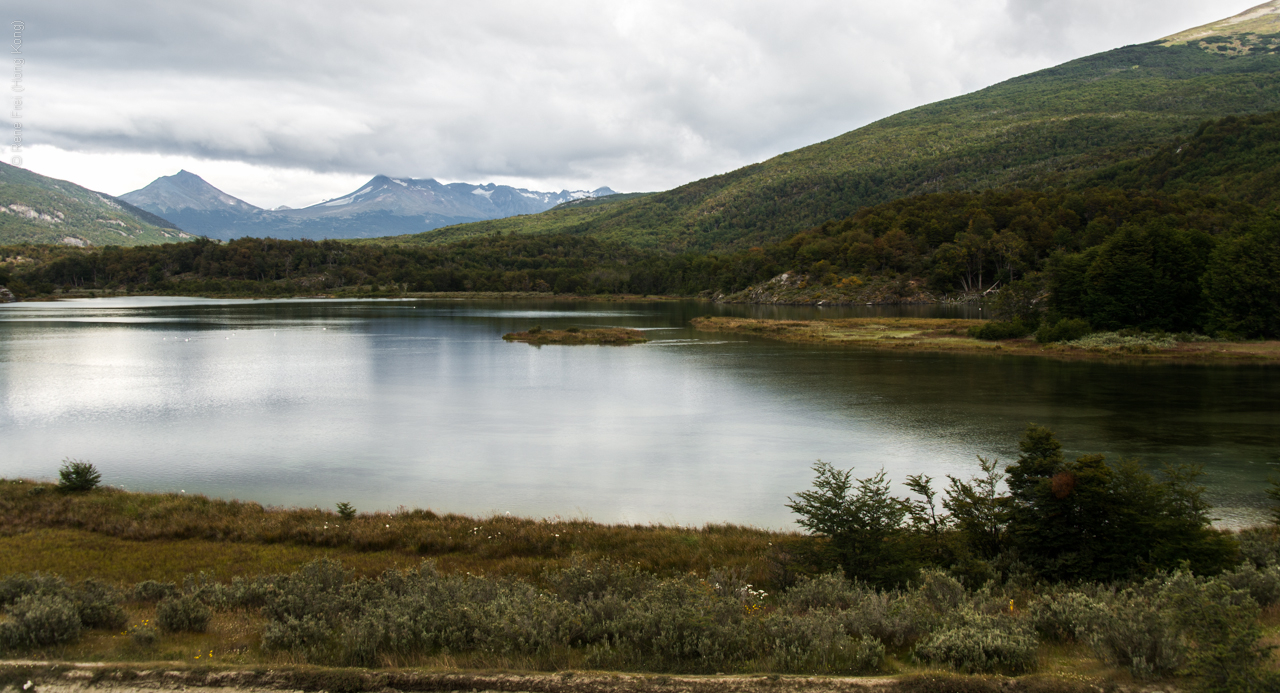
top-left (503, 326), bottom-right (648, 345)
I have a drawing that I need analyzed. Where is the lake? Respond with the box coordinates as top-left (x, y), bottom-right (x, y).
top-left (0, 297), bottom-right (1276, 529)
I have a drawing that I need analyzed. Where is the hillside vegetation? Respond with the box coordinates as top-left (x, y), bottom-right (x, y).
top-left (390, 42), bottom-right (1280, 252)
top-left (0, 163), bottom-right (192, 247)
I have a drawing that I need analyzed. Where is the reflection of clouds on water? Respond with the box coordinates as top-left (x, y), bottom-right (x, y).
top-left (1, 297), bottom-right (1277, 529)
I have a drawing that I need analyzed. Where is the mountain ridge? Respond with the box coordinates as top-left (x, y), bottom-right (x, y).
top-left (120, 171), bottom-right (617, 241)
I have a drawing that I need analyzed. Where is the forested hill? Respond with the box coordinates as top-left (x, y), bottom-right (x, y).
top-left (0, 163), bottom-right (192, 247)
top-left (388, 38), bottom-right (1280, 252)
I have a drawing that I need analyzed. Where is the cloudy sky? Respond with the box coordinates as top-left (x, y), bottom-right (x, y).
top-left (13, 1), bottom-right (1261, 209)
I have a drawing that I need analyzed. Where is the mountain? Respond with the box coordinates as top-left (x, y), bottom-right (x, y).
top-left (120, 172), bottom-right (616, 240)
top-left (381, 1), bottom-right (1280, 252)
top-left (0, 162), bottom-right (193, 247)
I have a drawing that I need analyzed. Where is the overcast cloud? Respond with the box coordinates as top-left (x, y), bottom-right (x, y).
top-left (13, 1), bottom-right (1261, 208)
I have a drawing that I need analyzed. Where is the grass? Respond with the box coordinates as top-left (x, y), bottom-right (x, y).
top-left (503, 327), bottom-right (649, 346)
top-left (691, 316), bottom-right (1280, 365)
top-left (0, 481), bottom-right (785, 585)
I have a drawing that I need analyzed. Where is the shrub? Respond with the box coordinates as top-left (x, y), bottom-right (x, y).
top-left (1237, 526), bottom-right (1280, 568)
top-left (156, 596), bottom-right (211, 633)
top-left (1035, 317), bottom-right (1091, 343)
top-left (546, 556), bottom-right (656, 603)
top-left (0, 573), bottom-right (69, 607)
top-left (1219, 562), bottom-right (1280, 608)
top-left (762, 611), bottom-right (884, 674)
top-left (131, 580), bottom-right (179, 603)
top-left (0, 594), bottom-right (82, 649)
top-left (1027, 590), bottom-right (1107, 642)
top-left (912, 608), bottom-right (1038, 674)
top-left (335, 502), bottom-right (356, 521)
top-left (776, 572), bottom-right (864, 611)
top-left (128, 623), bottom-right (158, 648)
top-left (1087, 585), bottom-right (1186, 679)
top-left (968, 320), bottom-right (1033, 341)
top-left (72, 579), bottom-right (127, 630)
top-left (56, 458), bottom-right (101, 493)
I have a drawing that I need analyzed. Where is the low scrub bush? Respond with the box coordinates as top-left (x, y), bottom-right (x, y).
top-left (156, 595), bottom-right (211, 633)
top-left (911, 607), bottom-right (1038, 674)
top-left (1027, 589), bottom-right (1107, 642)
top-left (1065, 331), bottom-right (1175, 351)
top-left (968, 320), bottom-right (1034, 341)
top-left (775, 572), bottom-right (865, 611)
top-left (1237, 526), bottom-right (1280, 568)
top-left (761, 611), bottom-right (884, 674)
top-left (0, 593), bottom-right (82, 649)
top-left (1087, 586), bottom-right (1186, 680)
top-left (71, 579), bottom-right (127, 630)
top-left (1035, 318), bottom-right (1091, 344)
top-left (1219, 562), bottom-right (1280, 607)
top-left (128, 622), bottom-right (158, 648)
top-left (131, 580), bottom-right (178, 603)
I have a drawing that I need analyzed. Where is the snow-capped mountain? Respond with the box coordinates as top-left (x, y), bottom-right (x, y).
top-left (120, 171), bottom-right (616, 240)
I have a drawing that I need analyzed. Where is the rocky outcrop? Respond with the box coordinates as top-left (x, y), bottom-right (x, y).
top-left (0, 285), bottom-right (16, 302)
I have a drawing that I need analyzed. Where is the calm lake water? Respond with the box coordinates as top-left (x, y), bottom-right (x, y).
top-left (1, 297), bottom-right (1276, 529)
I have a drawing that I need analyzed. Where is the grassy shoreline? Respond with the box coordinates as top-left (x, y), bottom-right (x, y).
top-left (1, 481), bottom-right (1278, 687)
top-left (0, 480), bottom-right (783, 585)
top-left (691, 316), bottom-right (1280, 365)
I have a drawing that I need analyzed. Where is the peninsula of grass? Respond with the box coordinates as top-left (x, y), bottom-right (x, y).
top-left (691, 316), bottom-right (1280, 365)
top-left (503, 326), bottom-right (648, 346)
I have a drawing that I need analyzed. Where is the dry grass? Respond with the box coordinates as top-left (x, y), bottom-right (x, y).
top-left (0, 481), bottom-right (789, 585)
top-left (503, 327), bottom-right (649, 345)
top-left (691, 316), bottom-right (1280, 365)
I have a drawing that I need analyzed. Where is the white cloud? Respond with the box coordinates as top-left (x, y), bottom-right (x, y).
top-left (15, 0), bottom-right (1262, 208)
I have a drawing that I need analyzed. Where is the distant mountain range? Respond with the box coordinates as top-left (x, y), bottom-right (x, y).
top-left (0, 162), bottom-right (190, 247)
top-left (119, 171), bottom-right (616, 241)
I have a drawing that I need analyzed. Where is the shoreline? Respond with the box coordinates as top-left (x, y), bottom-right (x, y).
top-left (690, 316), bottom-right (1280, 366)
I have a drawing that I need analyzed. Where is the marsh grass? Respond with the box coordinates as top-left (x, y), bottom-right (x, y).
top-left (0, 481), bottom-right (782, 584)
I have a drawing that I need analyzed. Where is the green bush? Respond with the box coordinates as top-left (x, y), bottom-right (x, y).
top-left (968, 319), bottom-right (1033, 341)
top-left (131, 580), bottom-right (179, 603)
top-left (0, 573), bottom-right (69, 607)
top-left (1087, 585), bottom-right (1186, 679)
top-left (0, 594), bottom-right (82, 649)
top-left (1035, 317), bottom-right (1092, 343)
top-left (335, 502), bottom-right (356, 521)
top-left (912, 608), bottom-right (1038, 674)
top-left (155, 596), bottom-right (211, 633)
top-left (128, 623), bottom-right (158, 648)
top-left (777, 572), bottom-right (864, 611)
top-left (1027, 590), bottom-right (1107, 642)
top-left (761, 611), bottom-right (884, 674)
top-left (1237, 527), bottom-right (1280, 568)
top-left (56, 458), bottom-right (101, 493)
top-left (1219, 563), bottom-right (1280, 608)
top-left (72, 579), bottom-right (127, 630)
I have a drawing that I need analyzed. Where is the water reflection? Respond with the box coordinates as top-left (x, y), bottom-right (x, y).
top-left (0, 297), bottom-right (1275, 528)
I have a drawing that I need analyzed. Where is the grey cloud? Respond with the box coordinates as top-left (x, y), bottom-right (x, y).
top-left (21, 1), bottom-right (1266, 193)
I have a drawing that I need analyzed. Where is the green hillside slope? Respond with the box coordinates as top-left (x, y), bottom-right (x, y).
top-left (0, 162), bottom-right (194, 247)
top-left (393, 40), bottom-right (1280, 252)
top-left (1086, 111), bottom-right (1280, 205)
